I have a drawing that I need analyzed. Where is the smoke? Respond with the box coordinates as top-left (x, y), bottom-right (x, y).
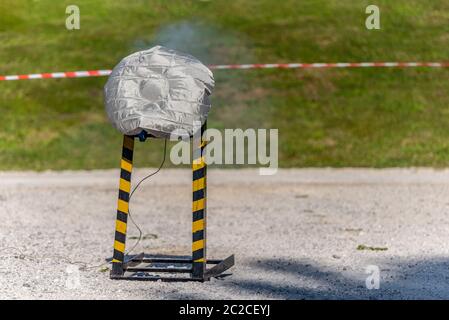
top-left (133, 20), bottom-right (253, 65)
top-left (132, 21), bottom-right (257, 131)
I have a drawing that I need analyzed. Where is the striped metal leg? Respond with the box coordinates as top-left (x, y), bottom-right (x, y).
top-left (192, 121), bottom-right (207, 279)
top-left (111, 135), bottom-right (134, 276)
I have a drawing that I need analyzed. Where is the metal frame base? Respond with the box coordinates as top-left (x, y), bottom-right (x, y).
top-left (110, 253), bottom-right (234, 282)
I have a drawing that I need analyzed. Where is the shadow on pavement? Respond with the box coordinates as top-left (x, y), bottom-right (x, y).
top-left (220, 257), bottom-right (449, 299)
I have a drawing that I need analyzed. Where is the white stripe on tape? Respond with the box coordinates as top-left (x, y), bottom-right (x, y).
top-left (1, 62), bottom-right (448, 81)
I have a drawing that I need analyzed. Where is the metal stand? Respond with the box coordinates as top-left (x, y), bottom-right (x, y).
top-left (110, 121), bottom-right (234, 281)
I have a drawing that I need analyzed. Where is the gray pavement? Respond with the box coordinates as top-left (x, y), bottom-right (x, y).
top-left (1, 168), bottom-right (449, 299)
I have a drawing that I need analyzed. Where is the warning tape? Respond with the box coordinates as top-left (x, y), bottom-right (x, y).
top-left (0, 70), bottom-right (111, 81)
top-left (1, 62), bottom-right (448, 81)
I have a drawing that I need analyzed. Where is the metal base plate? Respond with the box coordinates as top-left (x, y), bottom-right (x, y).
top-left (110, 254), bottom-right (234, 282)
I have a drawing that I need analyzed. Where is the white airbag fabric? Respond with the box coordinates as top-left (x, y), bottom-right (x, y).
top-left (104, 46), bottom-right (214, 138)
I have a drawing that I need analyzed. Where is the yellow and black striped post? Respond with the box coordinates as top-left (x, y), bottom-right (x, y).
top-left (111, 135), bottom-right (134, 276)
top-left (109, 122), bottom-right (233, 281)
top-left (192, 121), bottom-right (207, 279)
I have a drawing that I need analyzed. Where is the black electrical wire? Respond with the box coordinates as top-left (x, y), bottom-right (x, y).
top-left (125, 138), bottom-right (167, 256)
top-left (1, 138), bottom-right (168, 271)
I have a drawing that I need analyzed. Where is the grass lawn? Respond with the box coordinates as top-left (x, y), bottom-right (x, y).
top-left (0, 0), bottom-right (448, 169)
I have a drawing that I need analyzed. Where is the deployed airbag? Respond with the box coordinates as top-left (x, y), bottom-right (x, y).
top-left (104, 46), bottom-right (214, 138)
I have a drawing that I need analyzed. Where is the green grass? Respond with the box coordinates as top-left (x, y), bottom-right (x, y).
top-left (0, 0), bottom-right (448, 170)
top-left (357, 245), bottom-right (388, 251)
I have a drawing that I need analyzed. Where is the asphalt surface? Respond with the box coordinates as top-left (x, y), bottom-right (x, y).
top-left (1, 168), bottom-right (449, 299)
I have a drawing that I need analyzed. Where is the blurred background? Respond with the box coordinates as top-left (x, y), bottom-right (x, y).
top-left (0, 0), bottom-right (448, 170)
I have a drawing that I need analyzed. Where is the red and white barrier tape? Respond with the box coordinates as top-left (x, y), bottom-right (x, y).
top-left (0, 70), bottom-right (111, 81)
top-left (1, 62), bottom-right (448, 81)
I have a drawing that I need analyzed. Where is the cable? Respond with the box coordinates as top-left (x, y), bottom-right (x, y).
top-left (125, 138), bottom-right (167, 256)
top-left (76, 138), bottom-right (167, 269)
top-left (0, 138), bottom-right (168, 271)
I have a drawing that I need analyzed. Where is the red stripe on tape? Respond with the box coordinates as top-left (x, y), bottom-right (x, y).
top-left (1, 62), bottom-right (448, 81)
